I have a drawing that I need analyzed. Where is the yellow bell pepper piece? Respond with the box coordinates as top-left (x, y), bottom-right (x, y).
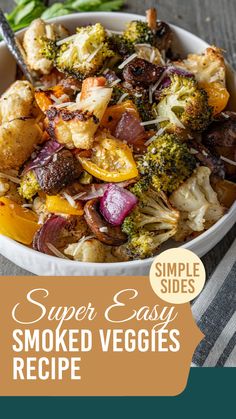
top-left (0, 197), bottom-right (39, 245)
top-left (46, 195), bottom-right (84, 216)
top-left (78, 135), bottom-right (138, 182)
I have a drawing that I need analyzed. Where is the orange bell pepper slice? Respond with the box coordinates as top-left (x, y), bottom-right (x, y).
top-left (35, 85), bottom-right (67, 113)
top-left (201, 82), bottom-right (230, 116)
top-left (0, 197), bottom-right (39, 245)
top-left (46, 195), bottom-right (84, 216)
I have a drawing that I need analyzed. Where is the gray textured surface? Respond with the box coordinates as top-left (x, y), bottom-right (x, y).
top-left (0, 0), bottom-right (235, 276)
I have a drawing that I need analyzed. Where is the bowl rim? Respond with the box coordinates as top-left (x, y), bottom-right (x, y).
top-left (0, 11), bottom-right (235, 270)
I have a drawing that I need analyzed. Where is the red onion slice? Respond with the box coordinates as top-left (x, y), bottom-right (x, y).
top-left (100, 184), bottom-right (138, 226)
top-left (154, 65), bottom-right (194, 97)
top-left (114, 111), bottom-right (148, 153)
top-left (22, 140), bottom-right (64, 175)
top-left (33, 215), bottom-right (67, 255)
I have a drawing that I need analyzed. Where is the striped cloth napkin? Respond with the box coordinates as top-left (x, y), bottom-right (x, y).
top-left (191, 237), bottom-right (236, 367)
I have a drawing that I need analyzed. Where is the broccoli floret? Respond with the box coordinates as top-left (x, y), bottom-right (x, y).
top-left (42, 23), bottom-right (114, 79)
top-left (19, 171), bottom-right (40, 200)
top-left (108, 34), bottom-right (135, 57)
top-left (154, 74), bottom-right (213, 132)
top-left (40, 38), bottom-right (59, 62)
top-left (123, 21), bottom-right (155, 45)
top-left (130, 177), bottom-right (150, 196)
top-left (138, 133), bottom-right (196, 193)
top-left (122, 187), bottom-right (179, 259)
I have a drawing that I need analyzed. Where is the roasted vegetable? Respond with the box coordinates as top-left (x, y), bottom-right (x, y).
top-left (0, 80), bottom-right (40, 123)
top-left (19, 171), bottom-right (40, 200)
top-left (108, 34), bottom-right (135, 58)
top-left (78, 132), bottom-right (138, 182)
top-left (188, 140), bottom-right (225, 179)
top-left (33, 215), bottom-right (72, 255)
top-left (23, 18), bottom-right (69, 75)
top-left (122, 187), bottom-right (179, 259)
top-left (0, 197), bottom-right (39, 245)
top-left (110, 85), bottom-right (153, 122)
top-left (146, 8), bottom-right (172, 52)
top-left (46, 78), bottom-right (112, 150)
top-left (101, 99), bottom-right (148, 152)
top-left (169, 166), bottom-right (225, 238)
top-left (211, 178), bottom-right (236, 208)
top-left (65, 238), bottom-right (108, 262)
top-left (35, 150), bottom-right (83, 195)
top-left (102, 100), bottom-right (140, 132)
top-left (123, 17), bottom-right (172, 52)
top-left (45, 194), bottom-right (83, 216)
top-left (35, 84), bottom-right (69, 113)
top-left (201, 82), bottom-right (229, 116)
top-left (0, 119), bottom-right (43, 171)
top-left (137, 133), bottom-right (196, 193)
top-left (123, 57), bottom-right (163, 87)
top-left (175, 46), bottom-right (227, 86)
top-left (0, 80), bottom-right (43, 170)
top-left (202, 112), bottom-right (236, 180)
top-left (100, 184), bottom-right (138, 226)
top-left (84, 199), bottom-right (127, 245)
top-left (135, 44), bottom-right (164, 65)
top-left (153, 74), bottom-right (213, 132)
top-left (43, 23), bottom-right (114, 79)
top-left (123, 20), bottom-right (155, 45)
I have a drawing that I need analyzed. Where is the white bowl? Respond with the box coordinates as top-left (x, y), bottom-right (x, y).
top-left (0, 12), bottom-right (235, 276)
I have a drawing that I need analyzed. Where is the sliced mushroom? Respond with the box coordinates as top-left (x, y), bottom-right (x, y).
top-left (35, 149), bottom-right (83, 195)
top-left (202, 111), bottom-right (236, 180)
top-left (84, 198), bottom-right (127, 246)
top-left (211, 176), bottom-right (236, 208)
top-left (154, 21), bottom-right (172, 52)
top-left (123, 57), bottom-right (163, 87)
top-left (189, 140), bottom-right (225, 179)
top-left (146, 8), bottom-right (172, 52)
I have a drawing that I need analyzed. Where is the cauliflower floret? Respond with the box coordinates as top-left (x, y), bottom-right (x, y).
top-left (175, 46), bottom-right (226, 86)
top-left (0, 80), bottom-right (40, 124)
top-left (0, 179), bottom-right (10, 196)
top-left (23, 18), bottom-right (69, 75)
top-left (0, 172), bottom-right (24, 204)
top-left (0, 80), bottom-right (43, 170)
top-left (0, 119), bottom-right (43, 170)
top-left (169, 166), bottom-right (225, 237)
top-left (65, 238), bottom-right (107, 262)
top-left (46, 85), bottom-right (112, 149)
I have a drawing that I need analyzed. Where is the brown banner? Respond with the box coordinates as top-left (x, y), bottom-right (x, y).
top-left (0, 276), bottom-right (203, 396)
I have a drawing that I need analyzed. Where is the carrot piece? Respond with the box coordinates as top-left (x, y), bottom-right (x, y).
top-left (35, 85), bottom-right (67, 113)
top-left (80, 76), bottom-right (106, 100)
